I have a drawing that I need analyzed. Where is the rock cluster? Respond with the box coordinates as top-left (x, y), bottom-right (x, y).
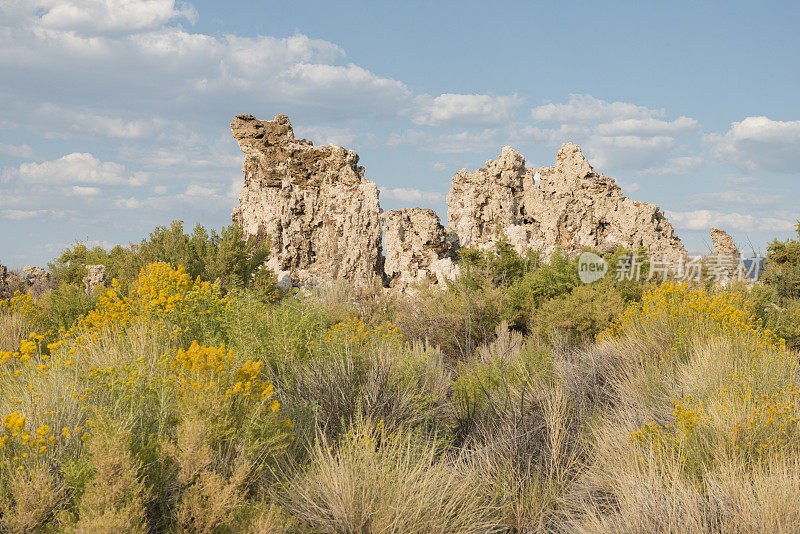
top-left (83, 264), bottom-right (107, 295)
top-left (382, 208), bottom-right (457, 288)
top-left (231, 114), bottom-right (689, 289)
top-left (446, 144), bottom-right (686, 260)
top-left (231, 114), bottom-right (383, 287)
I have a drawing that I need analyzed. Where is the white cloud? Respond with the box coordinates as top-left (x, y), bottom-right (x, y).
top-left (0, 142), bottom-right (34, 158)
top-left (388, 129), bottom-right (498, 154)
top-left (0, 208), bottom-right (66, 220)
top-left (623, 182), bottom-right (641, 193)
top-left (1, 209), bottom-right (49, 220)
top-left (640, 156), bottom-right (704, 176)
top-left (667, 209), bottom-right (798, 233)
top-left (510, 123), bottom-right (590, 145)
top-left (595, 116), bottom-right (699, 137)
top-left (380, 187), bottom-right (445, 204)
top-left (294, 125), bottom-right (357, 147)
top-left (2, 153), bottom-right (139, 185)
top-left (705, 116), bottom-right (800, 174)
top-left (531, 94), bottom-right (662, 124)
top-left (182, 183), bottom-right (218, 197)
top-left (690, 190), bottom-right (781, 209)
top-left (37, 103), bottom-right (164, 139)
top-left (412, 93), bottom-right (522, 127)
top-left (36, 0), bottom-right (198, 35)
top-left (71, 185), bottom-right (101, 196)
top-left (584, 135), bottom-right (674, 171)
top-left (0, 16), bottom-right (408, 119)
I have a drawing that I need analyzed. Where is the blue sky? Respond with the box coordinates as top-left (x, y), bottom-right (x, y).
top-left (1, 0), bottom-right (799, 267)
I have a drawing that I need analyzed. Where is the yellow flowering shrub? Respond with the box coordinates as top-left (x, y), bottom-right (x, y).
top-left (599, 281), bottom-right (784, 357)
top-left (620, 282), bottom-right (800, 475)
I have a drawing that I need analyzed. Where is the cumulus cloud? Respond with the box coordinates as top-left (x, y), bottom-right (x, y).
top-left (0, 209), bottom-right (65, 220)
top-left (595, 116), bottom-right (699, 137)
top-left (0, 11), bottom-right (409, 119)
top-left (667, 209), bottom-right (798, 233)
top-left (0, 142), bottom-right (34, 158)
top-left (1, 153), bottom-right (140, 185)
top-left (524, 95), bottom-right (702, 172)
top-left (705, 116), bottom-right (800, 174)
top-left (640, 156), bottom-right (705, 176)
top-left (689, 190), bottom-right (781, 209)
top-left (294, 125), bottom-right (358, 147)
top-left (531, 94), bottom-right (662, 124)
top-left (70, 185), bottom-right (102, 196)
top-left (412, 93), bottom-right (522, 127)
top-left (584, 135), bottom-right (674, 171)
top-left (36, 0), bottom-right (198, 35)
top-left (388, 129), bottom-right (498, 154)
top-left (380, 187), bottom-right (445, 204)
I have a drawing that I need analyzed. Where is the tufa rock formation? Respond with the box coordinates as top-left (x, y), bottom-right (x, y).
top-left (446, 144), bottom-right (686, 260)
top-left (710, 227), bottom-right (741, 279)
top-left (382, 208), bottom-right (458, 289)
top-left (0, 264), bottom-right (7, 299)
top-left (22, 265), bottom-right (51, 297)
top-left (83, 264), bottom-right (107, 295)
top-left (231, 114), bottom-right (383, 287)
top-left (232, 114), bottom-right (688, 288)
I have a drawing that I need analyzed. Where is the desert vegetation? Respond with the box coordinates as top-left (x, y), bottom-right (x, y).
top-left (2, 221), bottom-right (800, 533)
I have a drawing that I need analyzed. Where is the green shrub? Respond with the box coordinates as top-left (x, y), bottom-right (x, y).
top-left (762, 221), bottom-right (800, 303)
top-left (43, 284), bottom-right (94, 331)
top-left (504, 248), bottom-right (579, 327)
top-left (49, 221), bottom-right (274, 298)
top-left (530, 280), bottom-right (626, 344)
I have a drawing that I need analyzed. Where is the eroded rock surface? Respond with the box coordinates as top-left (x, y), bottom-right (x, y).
top-left (0, 265), bottom-right (7, 299)
top-left (446, 143), bottom-right (686, 260)
top-left (710, 227), bottom-right (740, 258)
top-left (83, 264), bottom-right (107, 295)
top-left (22, 265), bottom-right (51, 296)
top-left (231, 114), bottom-right (384, 287)
top-left (710, 227), bottom-right (741, 279)
top-left (231, 114), bottom-right (688, 288)
top-left (382, 208), bottom-right (458, 288)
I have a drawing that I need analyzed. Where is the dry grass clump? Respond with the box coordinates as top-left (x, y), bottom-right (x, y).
top-left (286, 416), bottom-right (502, 534)
top-left (71, 422), bottom-right (149, 533)
top-left (0, 465), bottom-right (64, 534)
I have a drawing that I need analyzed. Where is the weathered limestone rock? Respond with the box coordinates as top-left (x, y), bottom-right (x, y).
top-left (710, 227), bottom-right (739, 258)
top-left (710, 227), bottom-right (741, 280)
top-left (23, 266), bottom-right (48, 286)
top-left (382, 208), bottom-right (458, 288)
top-left (231, 114), bottom-right (384, 287)
top-left (446, 143), bottom-right (686, 260)
top-left (22, 265), bottom-right (51, 297)
top-left (83, 264), bottom-right (106, 294)
top-left (0, 264), bottom-right (7, 299)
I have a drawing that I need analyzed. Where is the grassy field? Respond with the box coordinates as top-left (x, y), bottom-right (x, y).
top-left (2, 222), bottom-right (800, 533)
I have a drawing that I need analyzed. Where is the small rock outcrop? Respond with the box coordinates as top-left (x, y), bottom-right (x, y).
top-left (22, 265), bottom-right (51, 296)
top-left (231, 114), bottom-right (384, 287)
top-left (0, 264), bottom-right (7, 299)
top-left (83, 264), bottom-right (106, 295)
top-left (710, 227), bottom-right (741, 279)
top-left (446, 143), bottom-right (686, 260)
top-left (382, 208), bottom-right (458, 288)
